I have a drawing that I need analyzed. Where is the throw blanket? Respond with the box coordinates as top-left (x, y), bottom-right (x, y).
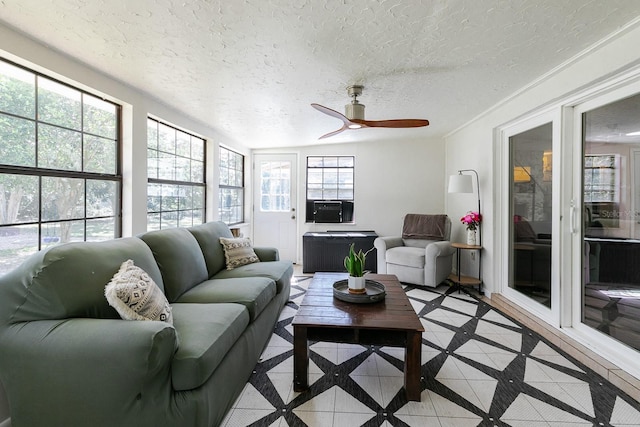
top-left (402, 214), bottom-right (447, 240)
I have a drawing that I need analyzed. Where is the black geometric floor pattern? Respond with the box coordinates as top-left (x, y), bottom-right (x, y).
top-left (222, 276), bottom-right (640, 427)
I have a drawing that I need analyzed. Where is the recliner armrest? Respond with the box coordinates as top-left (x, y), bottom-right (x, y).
top-left (374, 237), bottom-right (403, 274)
top-left (425, 240), bottom-right (455, 258)
top-left (374, 236), bottom-right (404, 252)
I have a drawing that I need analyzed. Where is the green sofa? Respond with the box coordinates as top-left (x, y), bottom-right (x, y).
top-left (0, 221), bottom-right (293, 427)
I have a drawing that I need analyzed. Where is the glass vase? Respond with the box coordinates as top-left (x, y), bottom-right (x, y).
top-left (466, 229), bottom-right (477, 246)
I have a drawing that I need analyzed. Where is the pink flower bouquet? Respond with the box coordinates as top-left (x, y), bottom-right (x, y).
top-left (461, 211), bottom-right (482, 231)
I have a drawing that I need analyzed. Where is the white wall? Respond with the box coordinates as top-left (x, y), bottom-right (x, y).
top-left (445, 22), bottom-right (640, 296)
top-left (255, 136), bottom-right (447, 263)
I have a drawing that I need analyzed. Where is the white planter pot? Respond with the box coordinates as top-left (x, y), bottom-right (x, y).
top-left (348, 276), bottom-right (366, 294)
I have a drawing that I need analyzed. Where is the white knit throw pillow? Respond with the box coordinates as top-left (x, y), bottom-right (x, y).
top-left (219, 237), bottom-right (259, 270)
top-left (105, 260), bottom-right (173, 324)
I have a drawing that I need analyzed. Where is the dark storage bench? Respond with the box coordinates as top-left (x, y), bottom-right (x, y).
top-left (302, 231), bottom-right (377, 273)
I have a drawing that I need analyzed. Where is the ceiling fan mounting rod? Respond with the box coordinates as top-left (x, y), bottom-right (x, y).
top-left (347, 85), bottom-right (363, 104)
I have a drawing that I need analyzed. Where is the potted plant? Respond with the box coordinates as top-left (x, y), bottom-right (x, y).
top-left (344, 243), bottom-right (373, 294)
top-left (460, 211), bottom-right (482, 245)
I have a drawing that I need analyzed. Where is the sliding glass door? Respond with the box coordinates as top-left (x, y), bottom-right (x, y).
top-left (509, 123), bottom-right (554, 308)
top-left (497, 77), bottom-right (640, 374)
top-left (580, 93), bottom-right (640, 352)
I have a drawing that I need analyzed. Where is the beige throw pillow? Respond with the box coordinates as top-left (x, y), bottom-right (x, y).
top-left (105, 259), bottom-right (173, 324)
top-left (220, 237), bottom-right (259, 270)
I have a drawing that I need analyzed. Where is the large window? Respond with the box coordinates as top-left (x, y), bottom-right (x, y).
top-left (147, 118), bottom-right (205, 230)
top-left (218, 147), bottom-right (244, 225)
top-left (305, 155), bottom-right (354, 222)
top-left (0, 58), bottom-right (121, 275)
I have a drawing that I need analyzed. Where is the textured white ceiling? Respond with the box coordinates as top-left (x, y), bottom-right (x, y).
top-left (1, 0), bottom-right (640, 148)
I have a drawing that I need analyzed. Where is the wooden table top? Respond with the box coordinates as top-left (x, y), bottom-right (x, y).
top-left (292, 273), bottom-right (424, 332)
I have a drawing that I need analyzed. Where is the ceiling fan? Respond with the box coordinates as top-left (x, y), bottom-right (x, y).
top-left (311, 85), bottom-right (429, 139)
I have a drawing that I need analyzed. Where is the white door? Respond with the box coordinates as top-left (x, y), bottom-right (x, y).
top-left (253, 154), bottom-right (297, 262)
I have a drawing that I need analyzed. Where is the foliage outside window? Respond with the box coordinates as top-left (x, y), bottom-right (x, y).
top-left (0, 58), bottom-right (121, 275)
top-left (218, 147), bottom-right (244, 225)
top-left (147, 118), bottom-right (205, 230)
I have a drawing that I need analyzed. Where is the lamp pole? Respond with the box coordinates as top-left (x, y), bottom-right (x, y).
top-left (457, 169), bottom-right (481, 246)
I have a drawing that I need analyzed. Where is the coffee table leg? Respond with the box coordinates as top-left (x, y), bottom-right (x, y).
top-left (293, 325), bottom-right (309, 392)
top-left (405, 331), bottom-right (422, 401)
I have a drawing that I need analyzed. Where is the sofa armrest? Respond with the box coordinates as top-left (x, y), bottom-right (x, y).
top-left (253, 246), bottom-right (280, 261)
top-left (0, 318), bottom-right (176, 424)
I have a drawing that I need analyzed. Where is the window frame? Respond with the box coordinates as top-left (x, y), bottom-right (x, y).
top-left (0, 57), bottom-right (123, 274)
top-left (218, 146), bottom-right (245, 225)
top-left (584, 154), bottom-right (620, 203)
top-left (305, 155), bottom-right (355, 223)
top-left (583, 153), bottom-right (621, 229)
top-left (146, 117), bottom-right (206, 230)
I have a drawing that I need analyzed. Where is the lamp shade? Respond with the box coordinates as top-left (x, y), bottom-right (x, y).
top-left (448, 173), bottom-right (473, 193)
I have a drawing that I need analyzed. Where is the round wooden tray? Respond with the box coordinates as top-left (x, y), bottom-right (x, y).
top-left (332, 279), bottom-right (386, 304)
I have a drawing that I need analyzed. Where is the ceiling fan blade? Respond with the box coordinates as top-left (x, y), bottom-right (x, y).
top-left (355, 119), bottom-right (429, 128)
top-left (311, 103), bottom-right (351, 125)
top-left (318, 125), bottom-right (348, 139)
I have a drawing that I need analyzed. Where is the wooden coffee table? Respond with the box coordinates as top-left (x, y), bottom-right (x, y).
top-left (292, 273), bottom-right (424, 401)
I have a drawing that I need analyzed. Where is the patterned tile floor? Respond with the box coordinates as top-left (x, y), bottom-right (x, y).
top-left (222, 276), bottom-right (640, 427)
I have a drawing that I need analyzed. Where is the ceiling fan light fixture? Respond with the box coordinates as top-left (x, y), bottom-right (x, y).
top-left (348, 123), bottom-right (362, 129)
top-left (345, 102), bottom-right (365, 120)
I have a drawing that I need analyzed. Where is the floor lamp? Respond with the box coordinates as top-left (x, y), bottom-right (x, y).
top-left (448, 169), bottom-right (481, 246)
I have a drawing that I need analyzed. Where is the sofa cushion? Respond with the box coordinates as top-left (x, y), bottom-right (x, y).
top-left (170, 303), bottom-right (249, 391)
top-left (139, 228), bottom-right (209, 302)
top-left (0, 237), bottom-right (163, 323)
top-left (175, 278), bottom-right (276, 321)
top-left (105, 260), bottom-right (173, 324)
top-left (386, 246), bottom-right (425, 268)
top-left (188, 221), bottom-right (234, 277)
top-left (219, 237), bottom-right (259, 270)
top-left (213, 260), bottom-right (293, 294)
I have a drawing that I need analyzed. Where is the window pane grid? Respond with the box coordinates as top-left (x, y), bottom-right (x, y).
top-left (306, 155), bottom-right (355, 222)
top-left (0, 58), bottom-right (121, 275)
top-left (260, 161), bottom-right (290, 212)
top-left (218, 147), bottom-right (244, 224)
top-left (584, 155), bottom-right (617, 203)
top-left (146, 118), bottom-right (206, 230)
top-left (306, 156), bottom-right (354, 201)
